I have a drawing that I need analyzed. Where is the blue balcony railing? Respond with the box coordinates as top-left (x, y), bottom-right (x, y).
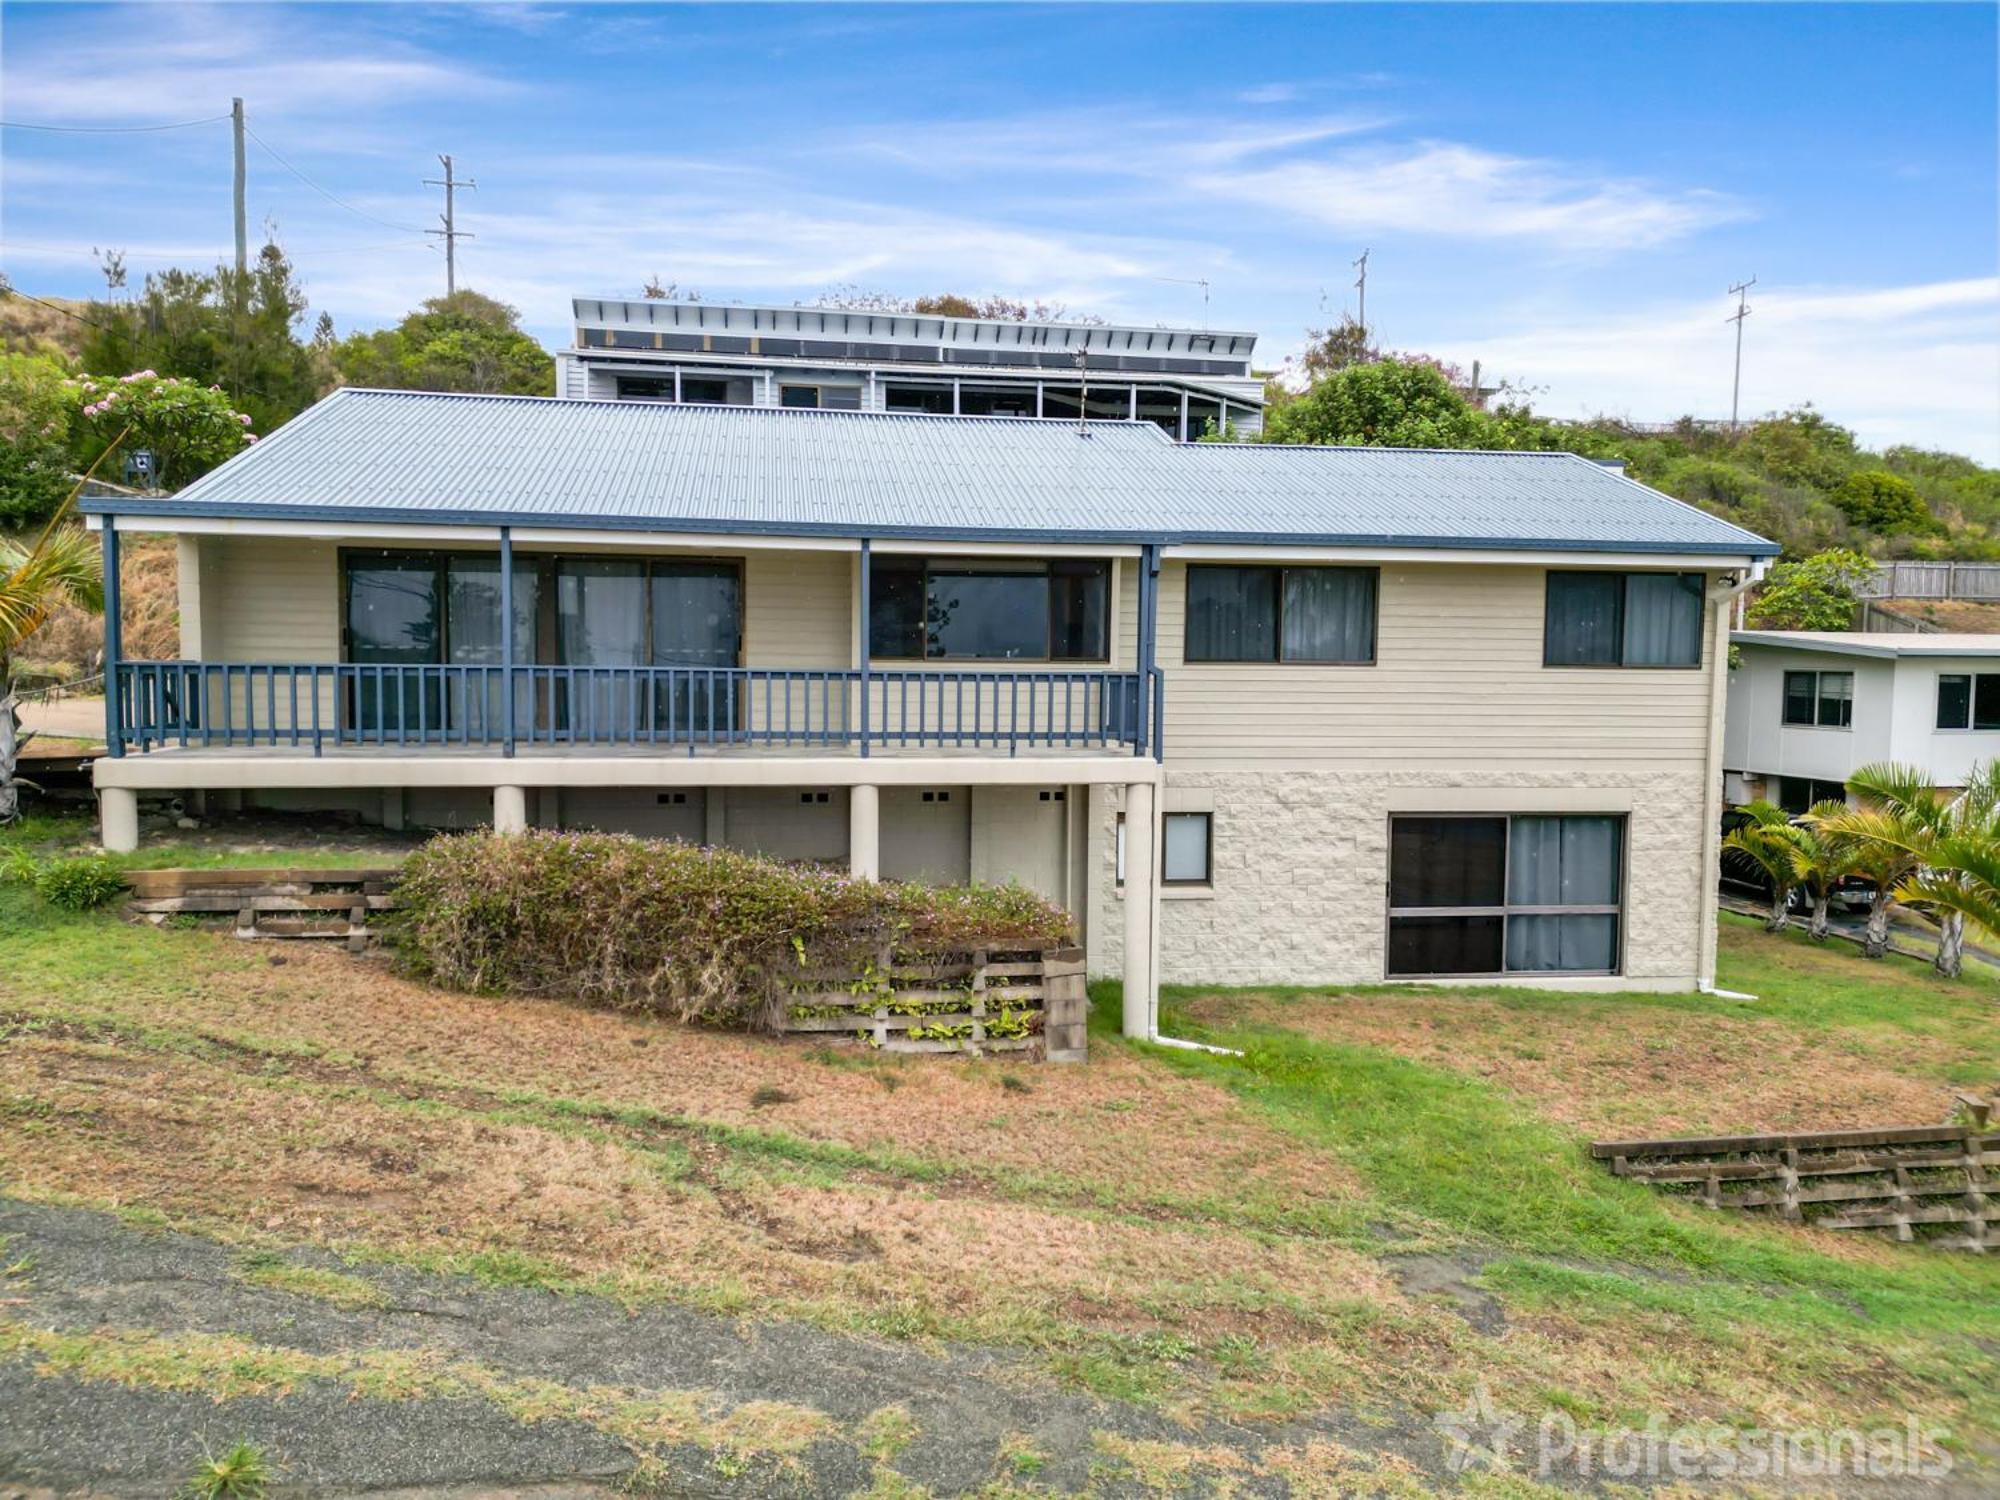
top-left (110, 662), bottom-right (1156, 758)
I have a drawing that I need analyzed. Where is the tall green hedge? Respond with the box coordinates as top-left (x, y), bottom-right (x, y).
top-left (391, 830), bottom-right (1071, 1028)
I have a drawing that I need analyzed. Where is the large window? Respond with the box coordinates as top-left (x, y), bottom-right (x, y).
top-left (1184, 565), bottom-right (1377, 663)
top-left (1936, 672), bottom-right (2000, 731)
top-left (1387, 814), bottom-right (1624, 977)
top-left (1544, 571), bottom-right (1704, 667)
top-left (869, 557), bottom-right (1108, 661)
top-left (1782, 669), bottom-right (1853, 728)
top-left (342, 551), bottom-right (739, 735)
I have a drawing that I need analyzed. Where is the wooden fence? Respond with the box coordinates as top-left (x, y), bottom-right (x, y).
top-left (1594, 1113), bottom-right (1997, 1251)
top-left (125, 867), bottom-right (399, 951)
top-left (1857, 561), bottom-right (2000, 602)
top-left (785, 944), bottom-right (1087, 1061)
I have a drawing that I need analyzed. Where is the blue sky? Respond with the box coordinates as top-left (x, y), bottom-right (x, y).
top-left (3, 1), bottom-right (1995, 458)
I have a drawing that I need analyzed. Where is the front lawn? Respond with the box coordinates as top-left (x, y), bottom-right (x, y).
top-left (1, 831), bottom-right (1994, 1495)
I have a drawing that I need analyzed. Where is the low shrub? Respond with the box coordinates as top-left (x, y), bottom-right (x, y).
top-left (34, 855), bottom-right (127, 910)
top-left (391, 830), bottom-right (1071, 1028)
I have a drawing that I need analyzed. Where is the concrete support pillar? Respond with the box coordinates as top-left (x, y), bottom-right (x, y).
top-left (1121, 781), bottom-right (1156, 1040)
top-left (704, 788), bottom-right (727, 847)
top-left (493, 785), bottom-right (528, 835)
top-left (849, 784), bottom-right (880, 880)
top-left (99, 787), bottom-right (139, 854)
top-left (381, 787), bottom-right (406, 832)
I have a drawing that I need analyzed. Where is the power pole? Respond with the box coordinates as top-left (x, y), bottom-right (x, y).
top-left (1727, 277), bottom-right (1756, 433)
top-left (1352, 248), bottom-right (1369, 334)
top-left (1072, 341), bottom-right (1090, 437)
top-left (231, 98), bottom-right (247, 277)
top-left (424, 154), bottom-right (476, 296)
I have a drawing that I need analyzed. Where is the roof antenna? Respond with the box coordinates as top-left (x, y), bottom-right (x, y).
top-left (1072, 340), bottom-right (1090, 439)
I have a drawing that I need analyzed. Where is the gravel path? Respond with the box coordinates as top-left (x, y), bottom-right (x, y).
top-left (0, 1198), bottom-right (1447, 1498)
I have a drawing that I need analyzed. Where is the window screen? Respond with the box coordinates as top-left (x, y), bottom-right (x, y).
top-left (1387, 814), bottom-right (1623, 977)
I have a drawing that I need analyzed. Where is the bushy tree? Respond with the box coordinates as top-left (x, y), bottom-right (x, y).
top-left (0, 353), bottom-right (78, 527)
top-left (1263, 357), bottom-right (1498, 449)
top-left (1743, 548), bottom-right (1876, 630)
top-left (1832, 469), bottom-right (1935, 535)
top-left (79, 242), bottom-right (325, 438)
top-left (332, 290), bottom-right (553, 395)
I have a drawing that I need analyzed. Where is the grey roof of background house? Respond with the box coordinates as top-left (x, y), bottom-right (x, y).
top-left (89, 388), bottom-right (1780, 556)
top-left (1732, 631), bottom-right (2000, 659)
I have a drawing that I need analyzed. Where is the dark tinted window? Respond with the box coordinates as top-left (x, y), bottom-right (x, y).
top-left (1050, 561), bottom-right (1109, 660)
top-left (928, 568), bottom-right (1048, 659)
top-left (1939, 674), bottom-right (1972, 729)
top-left (1186, 566), bottom-right (1278, 662)
top-left (1975, 675), bottom-right (2000, 731)
top-left (1783, 671), bottom-right (1818, 726)
top-left (869, 559), bottom-right (1109, 661)
top-left (1389, 915), bottom-right (1504, 976)
top-left (1389, 816), bottom-right (1506, 908)
top-left (869, 558), bottom-right (926, 658)
top-left (1545, 572), bottom-right (1623, 665)
top-left (346, 556), bottom-right (439, 663)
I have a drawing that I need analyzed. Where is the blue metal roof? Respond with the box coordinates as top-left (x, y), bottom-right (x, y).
top-left (88, 388), bottom-right (1780, 557)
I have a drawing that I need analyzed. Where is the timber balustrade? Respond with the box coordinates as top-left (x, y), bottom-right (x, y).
top-left (111, 661), bottom-right (1156, 758)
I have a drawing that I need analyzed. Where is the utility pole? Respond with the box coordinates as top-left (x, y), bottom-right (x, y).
top-left (231, 98), bottom-right (247, 277)
top-left (1072, 341), bottom-right (1090, 437)
top-left (1727, 277), bottom-right (1756, 433)
top-left (1352, 248), bottom-right (1369, 334)
top-left (1158, 276), bottom-right (1211, 327)
top-left (424, 154), bottom-right (476, 296)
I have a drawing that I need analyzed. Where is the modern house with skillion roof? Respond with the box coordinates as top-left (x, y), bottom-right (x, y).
top-left (558, 297), bottom-right (1269, 440)
top-left (82, 388), bottom-right (1778, 1034)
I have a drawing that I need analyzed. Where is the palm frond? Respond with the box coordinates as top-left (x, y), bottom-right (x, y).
top-left (0, 525), bottom-right (103, 657)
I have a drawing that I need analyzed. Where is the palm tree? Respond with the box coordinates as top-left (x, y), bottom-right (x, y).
top-left (1843, 761), bottom-right (2000, 978)
top-left (1721, 800), bottom-right (1807, 931)
top-left (1790, 799), bottom-right (1863, 942)
top-left (1, 447), bottom-right (116, 825)
top-left (1811, 762), bottom-right (1947, 962)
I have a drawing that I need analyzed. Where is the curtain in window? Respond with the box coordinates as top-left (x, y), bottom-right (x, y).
top-left (1389, 816), bottom-right (1506, 907)
top-left (559, 560), bottom-right (646, 738)
top-left (445, 558), bottom-right (538, 736)
top-left (1507, 815), bottom-right (1621, 905)
top-left (1622, 573), bottom-right (1703, 666)
top-left (1186, 567), bottom-right (1277, 662)
top-left (1783, 672), bottom-right (1817, 725)
top-left (1282, 568), bottom-right (1375, 662)
top-left (1816, 672), bottom-right (1853, 727)
top-left (1506, 914), bottom-right (1619, 972)
top-left (1545, 573), bottom-right (1622, 665)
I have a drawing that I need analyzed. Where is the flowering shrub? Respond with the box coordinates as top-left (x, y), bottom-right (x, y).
top-left (67, 371), bottom-right (256, 487)
top-left (391, 830), bottom-right (1071, 1028)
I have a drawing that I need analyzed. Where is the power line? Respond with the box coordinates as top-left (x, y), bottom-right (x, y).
top-left (0, 113), bottom-right (230, 133)
top-left (242, 121), bottom-right (427, 236)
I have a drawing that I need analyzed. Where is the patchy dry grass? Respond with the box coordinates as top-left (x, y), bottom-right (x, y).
top-left (3, 875), bottom-right (1997, 1475)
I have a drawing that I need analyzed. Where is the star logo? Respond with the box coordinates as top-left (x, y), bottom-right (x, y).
top-left (1434, 1379), bottom-right (1525, 1474)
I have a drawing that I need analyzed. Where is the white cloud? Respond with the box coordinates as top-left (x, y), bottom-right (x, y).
top-left (1195, 141), bottom-right (1744, 251)
top-left (1453, 278), bottom-right (2000, 461)
top-left (0, 3), bottom-right (515, 124)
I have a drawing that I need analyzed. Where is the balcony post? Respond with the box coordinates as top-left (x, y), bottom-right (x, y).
top-left (499, 525), bottom-right (516, 757)
top-left (857, 539), bottom-right (871, 757)
top-left (1121, 780), bottom-right (1156, 1039)
top-left (849, 784), bottom-right (879, 880)
top-left (1134, 543), bottom-right (1160, 757)
top-left (101, 517), bottom-right (124, 758)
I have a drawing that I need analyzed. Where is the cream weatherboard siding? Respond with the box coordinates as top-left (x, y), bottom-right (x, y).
top-left (1156, 561), bottom-right (1717, 768)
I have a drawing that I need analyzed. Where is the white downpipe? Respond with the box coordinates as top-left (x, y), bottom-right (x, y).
top-left (1151, 1032), bottom-right (1243, 1057)
top-left (1698, 981), bottom-right (1760, 1002)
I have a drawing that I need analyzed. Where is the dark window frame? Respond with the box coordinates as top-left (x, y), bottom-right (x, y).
top-left (341, 549), bottom-right (745, 671)
top-left (868, 556), bottom-right (1110, 664)
top-left (1182, 563), bottom-right (1379, 665)
top-left (1781, 668), bottom-right (1854, 729)
top-left (1936, 671), bottom-right (2000, 731)
top-left (1542, 570), bottom-right (1705, 670)
top-left (1384, 812), bottom-right (1626, 979)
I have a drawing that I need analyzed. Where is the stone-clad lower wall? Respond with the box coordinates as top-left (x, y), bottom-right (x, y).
top-left (1086, 768), bottom-right (1708, 989)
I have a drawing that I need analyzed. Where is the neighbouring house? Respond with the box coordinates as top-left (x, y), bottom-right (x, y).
top-left (557, 297), bottom-right (1268, 439)
top-left (84, 389), bottom-right (1776, 1030)
top-left (1725, 631), bottom-right (2000, 809)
